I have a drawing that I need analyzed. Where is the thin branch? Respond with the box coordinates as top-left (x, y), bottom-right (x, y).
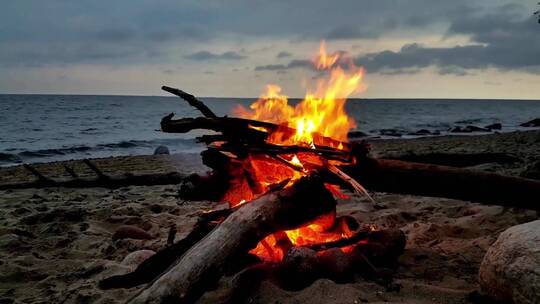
top-left (162, 86), bottom-right (217, 118)
top-left (63, 165), bottom-right (79, 179)
top-left (23, 164), bottom-right (53, 183)
top-left (306, 228), bottom-right (371, 251)
top-left (83, 159), bottom-right (109, 180)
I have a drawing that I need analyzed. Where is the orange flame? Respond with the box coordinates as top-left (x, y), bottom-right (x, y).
top-left (235, 41), bottom-right (365, 147)
top-left (229, 42), bottom-right (368, 262)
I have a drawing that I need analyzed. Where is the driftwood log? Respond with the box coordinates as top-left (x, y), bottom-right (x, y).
top-left (341, 156), bottom-right (540, 210)
top-left (129, 175), bottom-right (336, 303)
top-left (3, 156), bottom-right (540, 211)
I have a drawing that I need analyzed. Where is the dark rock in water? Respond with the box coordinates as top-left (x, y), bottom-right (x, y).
top-left (455, 118), bottom-right (483, 124)
top-left (379, 129), bottom-right (403, 137)
top-left (520, 118), bottom-right (540, 127)
top-left (485, 123), bottom-right (502, 130)
top-left (415, 129), bottom-right (431, 135)
top-left (520, 161), bottom-right (540, 180)
top-left (449, 126), bottom-right (468, 133)
top-left (408, 129), bottom-right (432, 136)
top-left (153, 145), bottom-right (170, 155)
top-left (465, 125), bottom-right (491, 132)
top-left (449, 125), bottom-right (490, 133)
top-left (347, 130), bottom-right (368, 138)
top-left (112, 225), bottom-right (153, 241)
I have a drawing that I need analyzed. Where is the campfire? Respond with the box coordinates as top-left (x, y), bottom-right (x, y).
top-left (214, 42), bottom-right (372, 263)
top-left (89, 43), bottom-right (539, 303)
top-left (101, 42), bottom-right (405, 303)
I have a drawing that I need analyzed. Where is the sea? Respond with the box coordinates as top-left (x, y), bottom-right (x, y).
top-left (1, 94), bottom-right (539, 166)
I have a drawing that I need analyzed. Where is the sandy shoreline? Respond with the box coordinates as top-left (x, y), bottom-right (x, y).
top-left (0, 130), bottom-right (539, 303)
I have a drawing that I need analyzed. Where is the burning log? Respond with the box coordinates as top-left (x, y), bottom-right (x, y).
top-left (226, 228), bottom-right (406, 302)
top-left (129, 175), bottom-right (336, 303)
top-left (161, 114), bottom-right (350, 153)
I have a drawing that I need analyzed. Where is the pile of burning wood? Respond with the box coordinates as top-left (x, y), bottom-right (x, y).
top-left (93, 82), bottom-right (539, 303)
top-left (99, 82), bottom-right (409, 302)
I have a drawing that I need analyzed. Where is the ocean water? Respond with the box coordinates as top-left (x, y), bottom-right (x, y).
top-left (0, 94), bottom-right (539, 166)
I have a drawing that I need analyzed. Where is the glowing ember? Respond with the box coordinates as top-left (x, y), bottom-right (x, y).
top-left (227, 41), bottom-right (368, 262)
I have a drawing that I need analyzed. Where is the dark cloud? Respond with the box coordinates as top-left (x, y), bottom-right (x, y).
top-left (354, 6), bottom-right (540, 75)
top-left (255, 64), bottom-right (287, 71)
top-left (324, 25), bottom-right (379, 40)
top-left (0, 0), bottom-right (478, 67)
top-left (1, 0), bottom-right (536, 78)
top-left (184, 51), bottom-right (246, 61)
top-left (276, 51), bottom-right (292, 58)
top-left (255, 59), bottom-right (311, 71)
top-left (252, 5), bottom-right (540, 77)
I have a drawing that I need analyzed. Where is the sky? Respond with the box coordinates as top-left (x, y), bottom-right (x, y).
top-left (1, 0), bottom-right (539, 99)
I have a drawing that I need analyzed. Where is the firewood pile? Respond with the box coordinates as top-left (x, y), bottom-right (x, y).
top-left (95, 86), bottom-right (539, 303)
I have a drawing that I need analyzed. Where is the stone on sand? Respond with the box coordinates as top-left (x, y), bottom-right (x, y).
top-left (479, 220), bottom-right (540, 304)
top-left (121, 249), bottom-right (156, 271)
top-left (112, 225), bottom-right (153, 241)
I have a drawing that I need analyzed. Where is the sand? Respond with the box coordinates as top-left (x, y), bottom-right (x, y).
top-left (0, 130), bottom-right (539, 303)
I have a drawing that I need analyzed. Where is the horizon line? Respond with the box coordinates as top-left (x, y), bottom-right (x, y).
top-left (1, 92), bottom-right (540, 102)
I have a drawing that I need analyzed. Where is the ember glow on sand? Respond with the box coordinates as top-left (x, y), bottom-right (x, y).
top-left (224, 42), bottom-right (371, 262)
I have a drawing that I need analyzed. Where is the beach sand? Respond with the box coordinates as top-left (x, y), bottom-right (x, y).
top-left (0, 131), bottom-right (539, 303)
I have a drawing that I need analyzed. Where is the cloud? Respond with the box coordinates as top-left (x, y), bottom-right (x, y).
top-left (324, 25), bottom-right (379, 40)
top-left (0, 0), bottom-right (480, 68)
top-left (276, 51), bottom-right (292, 58)
top-left (353, 6), bottom-right (540, 75)
top-left (184, 51), bottom-right (246, 61)
top-left (255, 59), bottom-right (312, 71)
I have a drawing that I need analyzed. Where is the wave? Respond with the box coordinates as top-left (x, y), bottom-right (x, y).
top-left (0, 152), bottom-right (22, 163)
top-left (0, 138), bottom-right (199, 166)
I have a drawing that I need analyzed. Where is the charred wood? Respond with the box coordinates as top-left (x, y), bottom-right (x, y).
top-left (162, 86), bottom-right (217, 118)
top-left (160, 114), bottom-right (350, 151)
top-left (128, 175), bottom-right (336, 303)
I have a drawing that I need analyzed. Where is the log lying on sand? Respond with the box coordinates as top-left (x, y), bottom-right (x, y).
top-left (3, 157), bottom-right (540, 211)
top-left (384, 152), bottom-right (520, 167)
top-left (0, 170), bottom-right (185, 190)
top-left (129, 175), bottom-right (336, 304)
top-left (341, 157), bottom-right (540, 210)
